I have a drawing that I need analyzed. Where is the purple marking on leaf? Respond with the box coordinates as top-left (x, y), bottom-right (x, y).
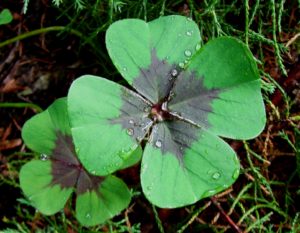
top-left (133, 49), bottom-right (178, 103)
top-left (150, 121), bottom-right (199, 163)
top-left (110, 88), bottom-right (153, 142)
top-left (50, 133), bottom-right (104, 194)
top-left (168, 72), bottom-right (220, 128)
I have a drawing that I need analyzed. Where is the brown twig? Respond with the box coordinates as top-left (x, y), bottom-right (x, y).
top-left (124, 204), bottom-right (135, 233)
top-left (210, 197), bottom-right (243, 233)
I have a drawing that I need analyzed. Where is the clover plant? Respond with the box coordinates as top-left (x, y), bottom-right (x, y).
top-left (19, 98), bottom-right (133, 226)
top-left (20, 15), bottom-right (266, 226)
top-left (67, 15), bottom-right (266, 208)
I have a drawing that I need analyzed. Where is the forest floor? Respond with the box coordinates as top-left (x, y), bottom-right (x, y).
top-left (0, 0), bottom-right (300, 232)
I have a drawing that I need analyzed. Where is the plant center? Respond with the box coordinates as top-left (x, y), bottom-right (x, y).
top-left (150, 101), bottom-right (173, 122)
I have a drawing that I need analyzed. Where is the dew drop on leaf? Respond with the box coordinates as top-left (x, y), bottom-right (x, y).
top-left (212, 172), bottom-right (221, 180)
top-left (91, 170), bottom-right (96, 175)
top-left (126, 128), bottom-right (134, 136)
top-left (40, 154), bottom-right (48, 161)
top-left (122, 67), bottom-right (127, 71)
top-left (232, 168), bottom-right (239, 179)
top-left (196, 43), bottom-right (201, 51)
top-left (171, 69), bottom-right (178, 77)
top-left (184, 50), bottom-right (192, 57)
top-left (203, 189), bottom-right (216, 197)
top-left (155, 140), bottom-right (162, 148)
top-left (186, 30), bottom-right (193, 36)
top-left (179, 62), bottom-right (185, 68)
top-left (75, 148), bottom-right (80, 154)
top-left (85, 213), bottom-right (91, 219)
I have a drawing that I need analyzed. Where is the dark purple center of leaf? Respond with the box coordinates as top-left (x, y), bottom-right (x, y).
top-left (112, 50), bottom-right (220, 162)
top-left (50, 133), bottom-right (104, 195)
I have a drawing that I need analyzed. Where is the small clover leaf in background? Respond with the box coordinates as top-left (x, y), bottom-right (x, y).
top-left (68, 15), bottom-right (266, 208)
top-left (20, 98), bottom-right (132, 226)
top-left (0, 9), bottom-right (13, 25)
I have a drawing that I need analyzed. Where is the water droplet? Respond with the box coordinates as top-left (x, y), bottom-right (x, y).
top-left (40, 154), bottom-right (48, 161)
top-left (91, 170), bottom-right (96, 175)
top-left (186, 30), bottom-right (193, 36)
top-left (179, 62), bottom-right (185, 68)
top-left (202, 189), bottom-right (216, 197)
top-left (187, 17), bottom-right (193, 21)
top-left (129, 119), bottom-right (134, 124)
top-left (232, 168), bottom-right (240, 179)
top-left (126, 128), bottom-right (134, 136)
top-left (155, 140), bottom-right (162, 148)
top-left (86, 213), bottom-right (91, 219)
top-left (75, 148), bottom-right (80, 154)
top-left (212, 172), bottom-right (221, 180)
top-left (196, 43), bottom-right (201, 51)
top-left (184, 50), bottom-right (192, 57)
top-left (141, 163), bottom-right (148, 174)
top-left (122, 67), bottom-right (127, 71)
top-left (171, 69), bottom-right (178, 77)
top-left (146, 185), bottom-right (152, 191)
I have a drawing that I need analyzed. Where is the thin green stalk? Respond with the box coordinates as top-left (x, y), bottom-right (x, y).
top-left (270, 0), bottom-right (287, 76)
top-left (245, 212), bottom-right (273, 233)
top-left (0, 26), bottom-right (84, 48)
top-left (109, 0), bottom-right (113, 23)
top-left (278, 0), bottom-right (285, 34)
top-left (159, 0), bottom-right (166, 16)
top-left (245, 0), bottom-right (249, 45)
top-left (238, 203), bottom-right (287, 225)
top-left (152, 205), bottom-right (165, 233)
top-left (0, 102), bottom-right (43, 112)
top-left (143, 0), bottom-right (148, 21)
top-left (261, 70), bottom-right (290, 117)
top-left (177, 202), bottom-right (211, 233)
top-left (248, 0), bottom-right (260, 27)
top-left (291, 212), bottom-right (300, 233)
top-left (229, 183), bottom-right (253, 215)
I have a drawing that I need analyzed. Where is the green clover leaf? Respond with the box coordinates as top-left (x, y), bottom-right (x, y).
top-left (20, 98), bottom-right (132, 226)
top-left (67, 15), bottom-right (266, 208)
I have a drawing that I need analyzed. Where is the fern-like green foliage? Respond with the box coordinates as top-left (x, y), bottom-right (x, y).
top-left (23, 0), bottom-right (86, 13)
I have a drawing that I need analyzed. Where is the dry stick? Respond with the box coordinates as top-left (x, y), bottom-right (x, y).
top-left (124, 204), bottom-right (135, 233)
top-left (244, 172), bottom-right (271, 196)
top-left (210, 197), bottom-right (243, 233)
